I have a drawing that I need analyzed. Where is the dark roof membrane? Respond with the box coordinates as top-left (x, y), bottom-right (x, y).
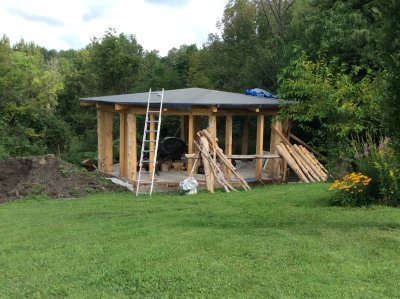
top-left (81, 87), bottom-right (287, 110)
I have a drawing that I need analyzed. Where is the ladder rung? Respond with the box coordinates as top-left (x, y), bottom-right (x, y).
top-left (148, 111), bottom-right (160, 113)
top-left (148, 120), bottom-right (159, 123)
top-left (146, 130), bottom-right (158, 133)
top-left (144, 140), bottom-right (157, 142)
top-left (141, 160), bottom-right (154, 163)
top-left (150, 92), bottom-right (161, 95)
top-left (142, 150), bottom-right (155, 152)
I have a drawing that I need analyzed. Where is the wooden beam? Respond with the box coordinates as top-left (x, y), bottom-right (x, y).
top-left (187, 114), bottom-right (194, 175)
top-left (211, 105), bottom-right (218, 113)
top-left (80, 100), bottom-right (95, 106)
top-left (208, 115), bottom-right (217, 186)
top-left (119, 113), bottom-right (127, 177)
top-left (96, 103), bottom-right (114, 111)
top-left (97, 109), bottom-right (113, 172)
top-left (247, 107), bottom-right (260, 113)
top-left (149, 114), bottom-right (155, 181)
top-left (225, 115), bottom-right (233, 179)
top-left (242, 116), bottom-right (249, 155)
top-left (268, 121), bottom-right (283, 179)
top-left (255, 115), bottom-right (265, 179)
top-left (180, 116), bottom-right (186, 141)
top-left (126, 113), bottom-right (137, 181)
top-left (115, 104), bottom-right (130, 111)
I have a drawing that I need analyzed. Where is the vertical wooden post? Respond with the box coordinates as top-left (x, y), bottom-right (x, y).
top-left (126, 113), bottom-right (137, 181)
top-left (225, 115), bottom-right (233, 179)
top-left (187, 114), bottom-right (194, 175)
top-left (255, 115), bottom-right (264, 179)
top-left (97, 109), bottom-right (113, 172)
top-left (268, 120), bottom-right (283, 179)
top-left (242, 116), bottom-right (249, 155)
top-left (149, 114), bottom-right (155, 181)
top-left (119, 113), bottom-right (127, 177)
top-left (180, 116), bottom-right (186, 142)
top-left (208, 115), bottom-right (217, 186)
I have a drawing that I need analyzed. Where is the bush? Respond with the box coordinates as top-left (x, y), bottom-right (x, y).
top-left (356, 137), bottom-right (400, 206)
top-left (332, 135), bottom-right (400, 206)
top-left (329, 172), bottom-right (373, 206)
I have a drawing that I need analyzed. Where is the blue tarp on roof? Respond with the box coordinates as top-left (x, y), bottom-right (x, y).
top-left (244, 88), bottom-right (278, 99)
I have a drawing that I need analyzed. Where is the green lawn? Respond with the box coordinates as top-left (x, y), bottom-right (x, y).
top-left (0, 183), bottom-right (399, 298)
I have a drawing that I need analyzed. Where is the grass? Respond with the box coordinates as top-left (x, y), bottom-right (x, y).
top-left (0, 183), bottom-right (399, 298)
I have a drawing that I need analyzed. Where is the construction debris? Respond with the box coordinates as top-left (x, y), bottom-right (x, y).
top-left (192, 129), bottom-right (251, 193)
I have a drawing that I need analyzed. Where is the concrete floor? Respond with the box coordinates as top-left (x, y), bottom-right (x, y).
top-left (109, 160), bottom-right (276, 185)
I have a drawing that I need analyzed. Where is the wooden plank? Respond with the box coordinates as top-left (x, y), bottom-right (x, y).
top-left (247, 107), bottom-right (260, 112)
top-left (268, 121), bottom-right (283, 179)
top-left (211, 106), bottom-right (218, 113)
top-left (180, 116), bottom-right (186, 141)
top-left (97, 109), bottom-right (113, 172)
top-left (199, 137), bottom-right (214, 193)
top-left (287, 144), bottom-right (317, 182)
top-left (255, 115), bottom-right (264, 179)
top-left (292, 144), bottom-right (323, 181)
top-left (289, 133), bottom-right (323, 157)
top-left (80, 100), bottom-right (95, 106)
top-left (276, 143), bottom-right (309, 182)
top-left (187, 114), bottom-right (194, 176)
top-left (126, 113), bottom-right (137, 181)
top-left (96, 103), bottom-right (115, 111)
top-left (115, 104), bottom-right (130, 111)
top-left (228, 154), bottom-right (280, 159)
top-left (225, 115), bottom-right (233, 179)
top-left (242, 116), bottom-right (249, 155)
top-left (119, 113), bottom-right (127, 177)
top-left (208, 115), bottom-right (217, 185)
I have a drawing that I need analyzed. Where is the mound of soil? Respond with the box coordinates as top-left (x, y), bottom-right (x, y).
top-left (0, 155), bottom-right (123, 203)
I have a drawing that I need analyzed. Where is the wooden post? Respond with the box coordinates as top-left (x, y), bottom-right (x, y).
top-left (180, 116), bottom-right (186, 142)
top-left (187, 114), bottom-right (194, 175)
top-left (255, 115), bottom-right (264, 179)
top-left (97, 109), bottom-right (113, 172)
top-left (126, 113), bottom-right (137, 181)
top-left (119, 113), bottom-right (127, 177)
top-left (268, 120), bottom-right (283, 179)
top-left (225, 115), bottom-right (233, 180)
top-left (242, 116), bottom-right (249, 155)
top-left (149, 114), bottom-right (155, 181)
top-left (208, 115), bottom-right (217, 185)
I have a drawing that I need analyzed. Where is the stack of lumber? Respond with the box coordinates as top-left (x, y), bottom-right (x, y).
top-left (190, 129), bottom-right (251, 193)
top-left (276, 143), bottom-right (328, 182)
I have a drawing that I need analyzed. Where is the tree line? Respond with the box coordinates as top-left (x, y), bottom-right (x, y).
top-left (0, 0), bottom-right (399, 173)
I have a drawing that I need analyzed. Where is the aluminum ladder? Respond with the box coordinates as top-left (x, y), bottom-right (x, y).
top-left (136, 88), bottom-right (164, 196)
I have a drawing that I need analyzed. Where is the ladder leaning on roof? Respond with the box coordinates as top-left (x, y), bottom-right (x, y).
top-left (136, 88), bottom-right (164, 196)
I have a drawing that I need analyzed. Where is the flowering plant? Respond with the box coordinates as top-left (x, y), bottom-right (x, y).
top-left (329, 172), bottom-right (373, 205)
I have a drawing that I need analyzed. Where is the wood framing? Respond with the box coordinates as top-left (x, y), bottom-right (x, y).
top-left (97, 109), bottom-right (113, 172)
top-left (242, 116), bottom-right (249, 155)
top-left (255, 115), bottom-right (264, 179)
top-left (81, 88), bottom-right (289, 187)
top-left (119, 113), bottom-right (127, 177)
top-left (225, 115), bottom-right (233, 179)
top-left (187, 114), bottom-right (194, 175)
top-left (180, 116), bottom-right (186, 141)
top-left (126, 113), bottom-right (137, 181)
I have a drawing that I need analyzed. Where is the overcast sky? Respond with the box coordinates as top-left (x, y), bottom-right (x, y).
top-left (0, 0), bottom-right (226, 56)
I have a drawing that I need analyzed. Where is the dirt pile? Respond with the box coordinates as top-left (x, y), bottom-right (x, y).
top-left (0, 155), bottom-right (123, 203)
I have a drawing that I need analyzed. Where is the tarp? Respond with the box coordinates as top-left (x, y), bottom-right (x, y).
top-left (244, 88), bottom-right (278, 99)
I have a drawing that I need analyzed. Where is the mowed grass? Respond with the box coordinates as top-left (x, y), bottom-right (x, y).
top-left (1, 183), bottom-right (400, 298)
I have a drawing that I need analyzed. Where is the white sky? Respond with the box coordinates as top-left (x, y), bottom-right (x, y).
top-left (0, 0), bottom-right (226, 56)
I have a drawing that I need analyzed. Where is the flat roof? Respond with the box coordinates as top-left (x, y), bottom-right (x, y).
top-left (81, 87), bottom-right (286, 110)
